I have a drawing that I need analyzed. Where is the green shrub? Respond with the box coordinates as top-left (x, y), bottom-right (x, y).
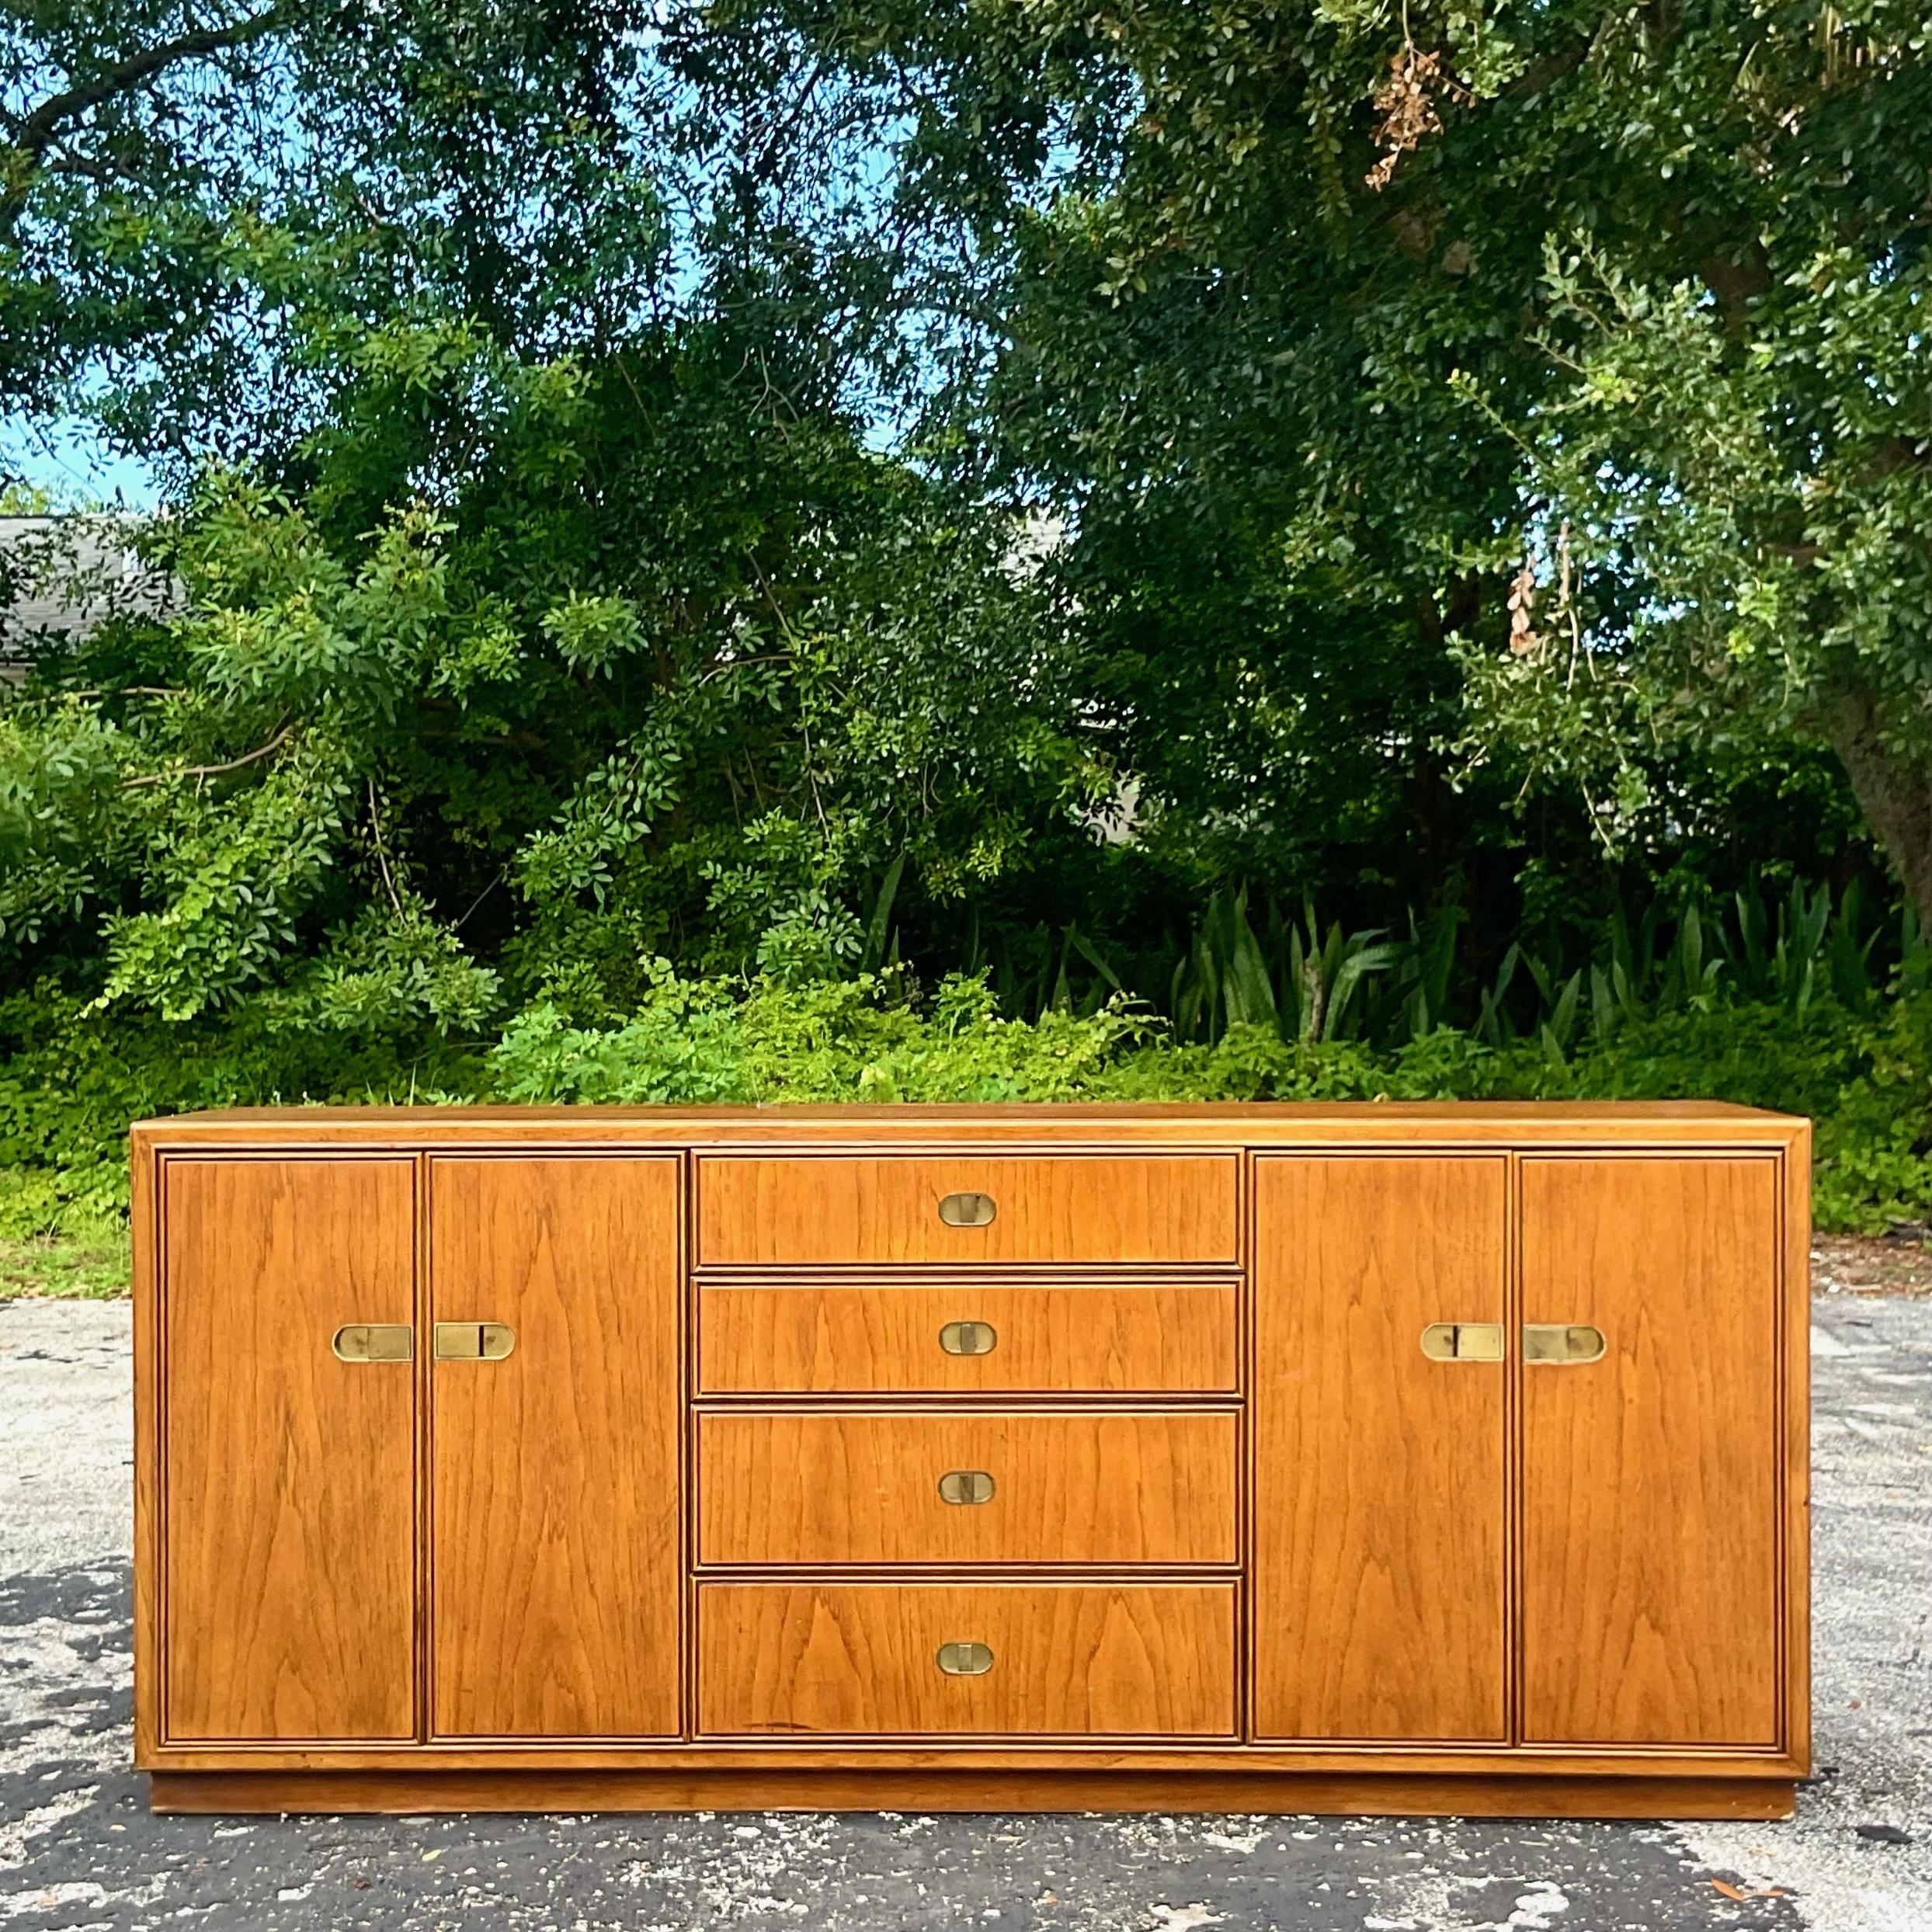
top-left (0, 982), bottom-right (488, 1240)
top-left (2, 970), bottom-right (1924, 1291)
top-left (1809, 995), bottom-right (1932, 1234)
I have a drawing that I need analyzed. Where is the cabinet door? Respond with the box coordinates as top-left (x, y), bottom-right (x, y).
top-left (1522, 1156), bottom-right (1782, 1746)
top-left (1253, 1155), bottom-right (1508, 1741)
top-left (430, 1156), bottom-right (681, 1738)
top-left (163, 1157), bottom-right (417, 1742)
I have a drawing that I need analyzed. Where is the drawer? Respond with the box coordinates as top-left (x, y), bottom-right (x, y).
top-left (698, 1280), bottom-right (1238, 1394)
top-left (696, 1155), bottom-right (1239, 1266)
top-left (697, 1582), bottom-right (1238, 1737)
top-left (697, 1411), bottom-right (1238, 1566)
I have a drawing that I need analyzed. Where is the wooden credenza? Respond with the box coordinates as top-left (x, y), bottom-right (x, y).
top-left (131, 1102), bottom-right (1811, 1817)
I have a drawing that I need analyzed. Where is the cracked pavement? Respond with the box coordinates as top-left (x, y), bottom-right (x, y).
top-left (2, 1291), bottom-right (1927, 1932)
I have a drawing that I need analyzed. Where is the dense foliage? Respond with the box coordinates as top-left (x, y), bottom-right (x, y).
top-left (4, 0), bottom-right (1931, 1283)
top-left (770, 0), bottom-right (1932, 909)
top-left (8, 957), bottom-right (1932, 1276)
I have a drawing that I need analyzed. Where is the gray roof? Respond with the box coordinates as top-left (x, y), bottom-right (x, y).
top-left (0, 513), bottom-right (176, 675)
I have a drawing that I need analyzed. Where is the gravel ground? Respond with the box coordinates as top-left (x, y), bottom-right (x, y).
top-left (1, 1293), bottom-right (1926, 1932)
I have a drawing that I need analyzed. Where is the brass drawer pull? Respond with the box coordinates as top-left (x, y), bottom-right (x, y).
top-left (939, 1319), bottom-right (998, 1356)
top-left (331, 1323), bottom-right (413, 1363)
top-left (1524, 1322), bottom-right (1606, 1364)
top-left (937, 1191), bottom-right (997, 1228)
top-left (1419, 1322), bottom-right (1503, 1362)
top-left (936, 1640), bottom-right (994, 1677)
top-left (937, 1469), bottom-right (996, 1505)
top-left (433, 1321), bottom-right (517, 1361)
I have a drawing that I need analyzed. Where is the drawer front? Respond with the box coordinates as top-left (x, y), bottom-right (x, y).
top-left (697, 1582), bottom-right (1238, 1736)
top-left (698, 1281), bottom-right (1238, 1394)
top-left (696, 1155), bottom-right (1239, 1266)
top-left (697, 1411), bottom-right (1238, 1566)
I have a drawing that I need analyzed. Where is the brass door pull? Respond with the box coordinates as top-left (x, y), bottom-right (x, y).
top-left (937, 1191), bottom-right (996, 1228)
top-left (939, 1320), bottom-right (997, 1356)
top-left (1420, 1322), bottom-right (1503, 1362)
top-left (332, 1323), bottom-right (413, 1363)
top-left (937, 1469), bottom-right (996, 1505)
top-left (936, 1641), bottom-right (994, 1676)
top-left (1524, 1322), bottom-right (1606, 1364)
top-left (433, 1321), bottom-right (516, 1361)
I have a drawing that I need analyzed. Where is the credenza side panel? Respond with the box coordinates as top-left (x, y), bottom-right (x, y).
top-left (162, 1156), bottom-right (418, 1743)
top-left (1252, 1155), bottom-right (1510, 1743)
top-left (429, 1156), bottom-right (682, 1739)
top-left (1520, 1155), bottom-right (1783, 1747)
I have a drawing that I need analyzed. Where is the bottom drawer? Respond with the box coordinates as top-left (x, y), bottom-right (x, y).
top-left (697, 1582), bottom-right (1237, 1738)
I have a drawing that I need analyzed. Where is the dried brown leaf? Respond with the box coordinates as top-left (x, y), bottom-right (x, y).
top-left (1367, 47), bottom-right (1475, 190)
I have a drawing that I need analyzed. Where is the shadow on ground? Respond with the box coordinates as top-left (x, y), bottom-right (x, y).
top-left (1, 1296), bottom-right (1926, 1932)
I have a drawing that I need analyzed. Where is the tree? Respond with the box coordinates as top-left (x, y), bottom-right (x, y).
top-left (8, 0), bottom-right (1920, 1055)
top-left (3, 0), bottom-right (1128, 1038)
top-left (1, 0), bottom-right (675, 471)
top-left (752, 0), bottom-right (1931, 916)
top-left (0, 312), bottom-right (1100, 1033)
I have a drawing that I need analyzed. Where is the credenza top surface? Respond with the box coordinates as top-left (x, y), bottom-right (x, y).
top-left (131, 1099), bottom-right (1809, 1150)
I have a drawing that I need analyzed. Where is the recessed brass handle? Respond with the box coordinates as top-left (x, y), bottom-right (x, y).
top-left (937, 1469), bottom-right (996, 1505)
top-left (433, 1321), bottom-right (516, 1361)
top-left (937, 1191), bottom-right (996, 1228)
top-left (939, 1319), bottom-right (998, 1356)
top-left (1420, 1322), bottom-right (1503, 1362)
top-left (936, 1640), bottom-right (994, 1676)
top-left (332, 1323), bottom-right (413, 1363)
top-left (1524, 1322), bottom-right (1606, 1364)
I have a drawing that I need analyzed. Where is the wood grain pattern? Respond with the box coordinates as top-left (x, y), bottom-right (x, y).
top-left (135, 1103), bottom-right (1810, 1814)
top-left (696, 1155), bottom-right (1239, 1265)
top-left (1520, 1155), bottom-right (1783, 1747)
top-left (135, 1736), bottom-right (1810, 1774)
top-left (132, 1143), bottom-right (161, 1763)
top-left (697, 1411), bottom-right (1238, 1566)
top-left (146, 1770), bottom-right (1797, 1819)
top-left (135, 1098), bottom-right (1809, 1147)
top-left (697, 1583), bottom-right (1237, 1736)
top-left (1782, 1135), bottom-right (1813, 1777)
top-left (698, 1280), bottom-right (1238, 1394)
top-left (430, 1156), bottom-right (681, 1738)
top-left (1253, 1155), bottom-right (1510, 1743)
top-left (162, 1157), bottom-right (417, 1742)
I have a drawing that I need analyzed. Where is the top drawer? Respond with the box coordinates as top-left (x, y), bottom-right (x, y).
top-left (697, 1155), bottom-right (1239, 1267)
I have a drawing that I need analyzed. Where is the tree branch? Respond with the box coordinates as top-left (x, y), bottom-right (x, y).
top-left (366, 777), bottom-right (404, 913)
top-left (1697, 244), bottom-right (1774, 337)
top-left (122, 721), bottom-right (293, 788)
top-left (2, 5), bottom-right (287, 235)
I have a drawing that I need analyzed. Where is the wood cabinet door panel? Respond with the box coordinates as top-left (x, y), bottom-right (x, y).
top-left (698, 1583), bottom-right (1237, 1736)
top-left (1253, 1155), bottom-right (1508, 1743)
top-left (698, 1412), bottom-right (1237, 1567)
top-left (1521, 1156), bottom-right (1782, 1747)
top-left (699, 1280), bottom-right (1237, 1394)
top-left (697, 1155), bottom-right (1238, 1265)
top-left (163, 1157), bottom-right (416, 1742)
top-left (430, 1157), bottom-right (681, 1739)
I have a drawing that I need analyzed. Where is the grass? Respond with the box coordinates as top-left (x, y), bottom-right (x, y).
top-left (0, 1229), bottom-right (131, 1299)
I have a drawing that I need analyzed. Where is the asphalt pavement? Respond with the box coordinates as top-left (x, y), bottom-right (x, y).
top-left (2, 1290), bottom-right (1926, 1932)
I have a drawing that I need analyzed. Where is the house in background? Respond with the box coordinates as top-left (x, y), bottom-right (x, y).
top-left (0, 513), bottom-right (174, 680)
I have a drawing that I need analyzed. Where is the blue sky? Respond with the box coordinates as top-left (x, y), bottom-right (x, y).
top-left (2, 412), bottom-right (161, 509)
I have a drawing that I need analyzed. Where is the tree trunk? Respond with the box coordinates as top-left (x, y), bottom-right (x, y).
top-left (1818, 683), bottom-right (1932, 934)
